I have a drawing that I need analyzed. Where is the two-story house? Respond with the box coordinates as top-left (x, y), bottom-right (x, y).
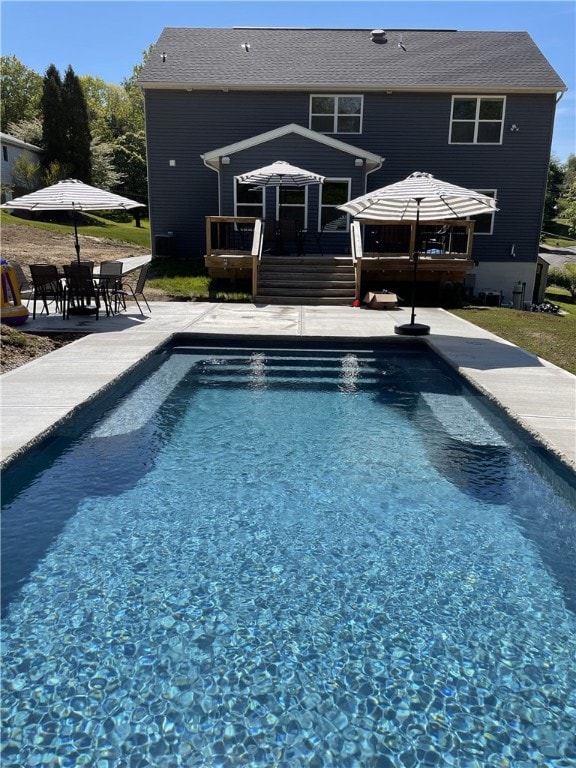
top-left (138, 27), bottom-right (566, 305)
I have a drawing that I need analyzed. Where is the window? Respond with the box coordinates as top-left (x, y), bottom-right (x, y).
top-left (319, 180), bottom-right (351, 231)
top-left (471, 190), bottom-right (497, 234)
top-left (450, 97), bottom-right (505, 144)
top-left (278, 188), bottom-right (306, 231)
top-left (310, 95), bottom-right (363, 133)
top-left (235, 180), bottom-right (264, 218)
top-left (2, 146), bottom-right (8, 162)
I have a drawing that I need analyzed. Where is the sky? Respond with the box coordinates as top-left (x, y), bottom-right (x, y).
top-left (1, 0), bottom-right (574, 162)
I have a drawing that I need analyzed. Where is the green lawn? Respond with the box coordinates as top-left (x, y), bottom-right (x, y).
top-left (148, 258), bottom-right (251, 301)
top-left (451, 290), bottom-right (576, 375)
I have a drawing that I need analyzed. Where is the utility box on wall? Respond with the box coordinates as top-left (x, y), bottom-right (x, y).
top-left (154, 234), bottom-right (175, 257)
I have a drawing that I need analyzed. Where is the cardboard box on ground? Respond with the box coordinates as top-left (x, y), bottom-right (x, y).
top-left (363, 291), bottom-right (398, 310)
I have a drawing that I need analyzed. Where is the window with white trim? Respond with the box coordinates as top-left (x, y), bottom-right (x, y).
top-left (235, 180), bottom-right (264, 218)
top-left (450, 97), bottom-right (505, 144)
top-left (319, 180), bottom-right (351, 231)
top-left (310, 95), bottom-right (363, 133)
top-left (278, 188), bottom-right (307, 231)
top-left (471, 190), bottom-right (497, 234)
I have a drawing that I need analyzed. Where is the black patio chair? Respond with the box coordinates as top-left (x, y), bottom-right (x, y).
top-left (111, 262), bottom-right (151, 315)
top-left (29, 264), bottom-right (64, 318)
top-left (63, 263), bottom-right (101, 320)
top-left (97, 260), bottom-right (125, 314)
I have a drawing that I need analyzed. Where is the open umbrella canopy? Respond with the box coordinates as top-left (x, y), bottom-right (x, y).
top-left (339, 172), bottom-right (499, 336)
top-left (1, 179), bottom-right (144, 262)
top-left (0, 178), bottom-right (144, 212)
top-left (237, 161), bottom-right (325, 188)
top-left (338, 171), bottom-right (498, 221)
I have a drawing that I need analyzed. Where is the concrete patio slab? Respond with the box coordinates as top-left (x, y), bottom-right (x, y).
top-left (2, 301), bottom-right (575, 472)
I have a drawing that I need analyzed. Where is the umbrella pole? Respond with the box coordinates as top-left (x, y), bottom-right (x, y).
top-left (73, 205), bottom-right (81, 263)
top-left (395, 198), bottom-right (430, 336)
top-left (410, 244), bottom-right (418, 325)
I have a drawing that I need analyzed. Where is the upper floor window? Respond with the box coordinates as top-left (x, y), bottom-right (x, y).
top-left (471, 190), bottom-right (497, 234)
top-left (310, 95), bottom-right (363, 134)
top-left (2, 146), bottom-right (8, 161)
top-left (450, 97), bottom-right (505, 144)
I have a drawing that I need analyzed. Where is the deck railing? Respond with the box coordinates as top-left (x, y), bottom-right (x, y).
top-left (359, 219), bottom-right (475, 260)
top-left (205, 216), bottom-right (259, 255)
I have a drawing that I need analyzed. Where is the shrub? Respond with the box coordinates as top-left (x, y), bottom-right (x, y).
top-left (547, 264), bottom-right (576, 298)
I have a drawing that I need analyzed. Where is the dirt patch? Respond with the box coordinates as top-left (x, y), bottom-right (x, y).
top-left (1, 326), bottom-right (85, 374)
top-left (1, 221), bottom-right (150, 270)
top-left (0, 221), bottom-right (162, 373)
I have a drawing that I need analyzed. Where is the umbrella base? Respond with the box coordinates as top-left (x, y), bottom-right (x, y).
top-left (394, 322), bottom-right (430, 336)
top-left (68, 306), bottom-right (98, 316)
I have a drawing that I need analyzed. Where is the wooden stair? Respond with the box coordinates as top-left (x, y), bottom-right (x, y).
top-left (255, 255), bottom-right (356, 305)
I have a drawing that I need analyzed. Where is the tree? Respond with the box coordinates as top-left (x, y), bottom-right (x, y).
top-left (62, 66), bottom-right (92, 182)
top-left (11, 152), bottom-right (42, 194)
top-left (120, 45), bottom-right (151, 135)
top-left (543, 156), bottom-right (566, 230)
top-left (562, 154), bottom-right (576, 192)
top-left (112, 130), bottom-right (148, 208)
top-left (91, 136), bottom-right (124, 190)
top-left (561, 181), bottom-right (576, 236)
top-left (80, 75), bottom-right (135, 142)
top-left (6, 116), bottom-right (43, 146)
top-left (41, 64), bottom-right (66, 176)
top-left (0, 55), bottom-right (42, 130)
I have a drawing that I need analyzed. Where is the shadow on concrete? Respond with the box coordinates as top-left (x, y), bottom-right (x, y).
top-left (428, 335), bottom-right (546, 370)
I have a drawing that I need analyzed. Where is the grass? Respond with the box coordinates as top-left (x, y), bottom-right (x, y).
top-left (450, 287), bottom-right (576, 375)
top-left (540, 219), bottom-right (576, 248)
top-left (1, 209), bottom-right (152, 249)
top-left (148, 258), bottom-right (252, 301)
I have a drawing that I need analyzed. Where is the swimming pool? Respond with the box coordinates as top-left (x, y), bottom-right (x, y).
top-left (2, 340), bottom-right (576, 767)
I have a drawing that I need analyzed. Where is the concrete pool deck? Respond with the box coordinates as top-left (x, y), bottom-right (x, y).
top-left (1, 301), bottom-right (575, 471)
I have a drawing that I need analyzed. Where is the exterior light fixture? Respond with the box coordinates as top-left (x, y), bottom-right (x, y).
top-left (354, 158), bottom-right (364, 167)
top-left (221, 157), bottom-right (231, 165)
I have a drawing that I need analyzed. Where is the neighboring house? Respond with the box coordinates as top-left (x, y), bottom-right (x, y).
top-left (0, 132), bottom-right (43, 202)
top-left (138, 27), bottom-right (567, 304)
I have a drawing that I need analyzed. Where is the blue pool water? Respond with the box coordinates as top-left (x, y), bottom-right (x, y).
top-left (2, 342), bottom-right (576, 767)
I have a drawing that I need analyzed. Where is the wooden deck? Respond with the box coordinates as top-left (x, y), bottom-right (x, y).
top-left (204, 215), bottom-right (476, 302)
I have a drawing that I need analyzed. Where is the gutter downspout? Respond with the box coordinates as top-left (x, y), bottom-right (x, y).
top-left (200, 154), bottom-right (223, 216)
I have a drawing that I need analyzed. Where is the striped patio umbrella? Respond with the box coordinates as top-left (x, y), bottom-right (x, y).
top-left (1, 179), bottom-right (144, 262)
top-left (339, 172), bottom-right (499, 335)
top-left (236, 161), bottom-right (325, 189)
top-left (338, 171), bottom-right (498, 221)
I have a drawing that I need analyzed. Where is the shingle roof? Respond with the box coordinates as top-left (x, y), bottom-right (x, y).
top-left (138, 27), bottom-right (566, 92)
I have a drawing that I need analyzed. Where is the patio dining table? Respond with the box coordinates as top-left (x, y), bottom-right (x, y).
top-left (92, 254), bottom-right (151, 278)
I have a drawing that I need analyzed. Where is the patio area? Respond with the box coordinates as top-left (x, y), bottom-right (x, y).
top-left (1, 301), bottom-right (575, 471)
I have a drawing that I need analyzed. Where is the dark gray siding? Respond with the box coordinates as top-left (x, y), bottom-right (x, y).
top-left (145, 88), bottom-right (556, 262)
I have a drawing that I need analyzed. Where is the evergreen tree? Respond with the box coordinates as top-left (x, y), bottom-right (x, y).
top-left (62, 66), bottom-right (92, 182)
top-left (41, 64), bottom-right (66, 176)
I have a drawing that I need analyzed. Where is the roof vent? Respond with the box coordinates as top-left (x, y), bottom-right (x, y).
top-left (370, 29), bottom-right (387, 44)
